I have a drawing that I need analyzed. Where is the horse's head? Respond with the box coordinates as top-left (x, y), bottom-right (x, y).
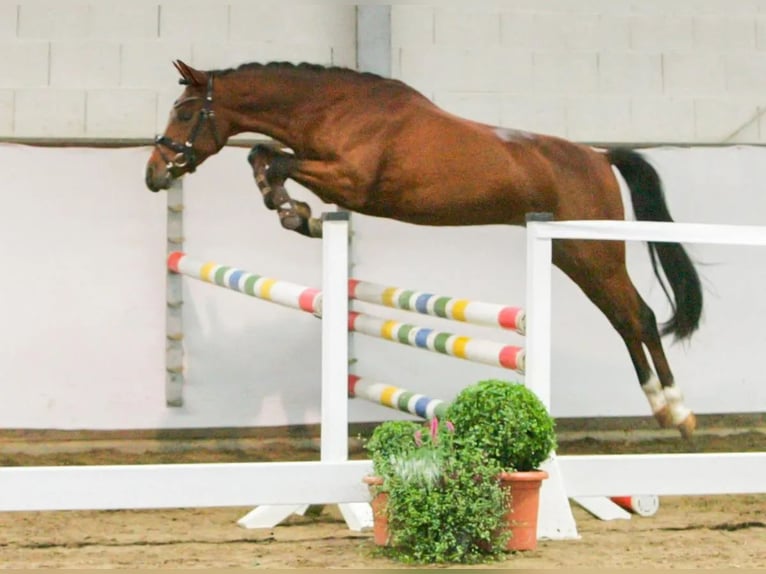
top-left (146, 60), bottom-right (227, 192)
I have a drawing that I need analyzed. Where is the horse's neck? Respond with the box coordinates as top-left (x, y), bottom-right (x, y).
top-left (221, 70), bottom-right (344, 147)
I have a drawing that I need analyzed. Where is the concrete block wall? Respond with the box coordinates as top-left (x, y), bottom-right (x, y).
top-left (3, 1), bottom-right (766, 143)
top-left (0, 0), bottom-right (356, 139)
top-left (392, 1), bottom-right (766, 143)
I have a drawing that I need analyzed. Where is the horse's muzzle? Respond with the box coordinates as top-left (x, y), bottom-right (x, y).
top-left (145, 166), bottom-right (172, 192)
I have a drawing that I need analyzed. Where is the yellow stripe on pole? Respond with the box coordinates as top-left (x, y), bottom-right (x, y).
top-left (380, 386), bottom-right (398, 407)
top-left (381, 320), bottom-right (398, 340)
top-left (200, 262), bottom-right (217, 282)
top-left (452, 336), bottom-right (470, 358)
top-left (382, 287), bottom-right (398, 307)
top-left (451, 299), bottom-right (469, 322)
top-left (259, 278), bottom-right (277, 299)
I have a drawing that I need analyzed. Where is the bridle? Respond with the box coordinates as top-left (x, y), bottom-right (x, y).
top-left (154, 74), bottom-right (222, 174)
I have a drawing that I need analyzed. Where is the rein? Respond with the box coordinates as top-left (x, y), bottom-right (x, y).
top-left (154, 75), bottom-right (222, 173)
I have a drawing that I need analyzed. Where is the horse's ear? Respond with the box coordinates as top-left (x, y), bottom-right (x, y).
top-left (173, 60), bottom-right (207, 87)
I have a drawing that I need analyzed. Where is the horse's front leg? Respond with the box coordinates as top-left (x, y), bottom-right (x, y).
top-left (247, 145), bottom-right (322, 238)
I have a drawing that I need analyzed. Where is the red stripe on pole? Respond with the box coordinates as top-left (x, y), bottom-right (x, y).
top-left (498, 346), bottom-right (522, 370)
top-left (498, 307), bottom-right (522, 330)
top-left (298, 288), bottom-right (321, 313)
top-left (347, 278), bottom-right (360, 298)
top-left (167, 251), bottom-right (184, 273)
top-left (347, 374), bottom-right (360, 397)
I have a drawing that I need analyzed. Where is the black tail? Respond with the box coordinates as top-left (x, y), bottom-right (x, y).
top-left (606, 148), bottom-right (703, 340)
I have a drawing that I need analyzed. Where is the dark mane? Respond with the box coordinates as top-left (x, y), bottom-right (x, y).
top-left (213, 61), bottom-right (385, 82)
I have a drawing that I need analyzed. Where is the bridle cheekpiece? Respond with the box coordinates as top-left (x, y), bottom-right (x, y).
top-left (154, 74), bottom-right (222, 174)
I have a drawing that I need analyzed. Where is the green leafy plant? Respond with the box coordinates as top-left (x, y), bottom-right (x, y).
top-left (363, 419), bottom-right (421, 482)
top-left (367, 418), bottom-right (509, 564)
top-left (445, 379), bottom-right (557, 471)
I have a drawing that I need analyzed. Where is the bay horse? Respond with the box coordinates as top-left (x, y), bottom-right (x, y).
top-left (146, 60), bottom-right (703, 438)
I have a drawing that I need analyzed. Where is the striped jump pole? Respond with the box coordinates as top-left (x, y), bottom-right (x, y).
top-left (348, 312), bottom-right (525, 374)
top-left (168, 252), bottom-right (322, 316)
top-left (349, 279), bottom-right (526, 334)
top-left (168, 252), bottom-right (525, 373)
top-left (348, 375), bottom-right (448, 420)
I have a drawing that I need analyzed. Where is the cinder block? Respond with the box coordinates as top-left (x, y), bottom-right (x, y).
top-left (0, 1), bottom-right (17, 38)
top-left (392, 48), bottom-right (433, 99)
top-left (502, 12), bottom-right (631, 51)
top-left (694, 15), bottom-right (756, 51)
top-left (401, 45), bottom-right (528, 93)
top-left (598, 52), bottom-right (663, 94)
top-left (391, 5), bottom-right (435, 47)
top-left (499, 95), bottom-right (567, 138)
top-left (18, 1), bottom-right (89, 39)
top-left (499, 11), bottom-right (544, 49)
top-left (694, 97), bottom-right (761, 143)
top-left (50, 42), bottom-right (120, 88)
top-left (159, 1), bottom-right (228, 41)
top-left (432, 92), bottom-right (502, 125)
top-left (86, 89), bottom-right (156, 137)
top-left (14, 88), bottom-right (86, 137)
top-left (630, 97), bottom-right (696, 142)
top-left (0, 90), bottom-right (13, 135)
top-left (532, 52), bottom-right (599, 94)
top-left (190, 42), bottom-right (334, 71)
top-left (662, 52), bottom-right (726, 95)
top-left (724, 53), bottom-right (766, 92)
top-left (629, 15), bottom-right (695, 51)
top-left (565, 96), bottom-right (632, 143)
top-left (155, 88), bottom-right (180, 134)
top-left (0, 41), bottom-right (49, 88)
top-left (88, 3), bottom-right (158, 40)
top-left (434, 8), bottom-right (501, 46)
top-left (120, 41), bottom-right (192, 89)
top-left (755, 16), bottom-right (766, 50)
top-left (331, 46), bottom-right (356, 69)
top-left (229, 3), bottom-right (355, 47)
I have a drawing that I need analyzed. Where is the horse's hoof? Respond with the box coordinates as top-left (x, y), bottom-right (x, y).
top-left (653, 406), bottom-right (674, 429)
top-left (308, 218), bottom-right (323, 238)
top-left (676, 412), bottom-right (696, 439)
top-left (279, 212), bottom-right (303, 231)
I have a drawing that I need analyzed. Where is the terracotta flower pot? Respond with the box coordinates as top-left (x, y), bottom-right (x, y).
top-left (498, 470), bottom-right (549, 551)
top-left (362, 475), bottom-right (389, 546)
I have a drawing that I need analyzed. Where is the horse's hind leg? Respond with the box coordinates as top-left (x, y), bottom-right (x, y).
top-left (555, 242), bottom-right (696, 438)
top-left (247, 145), bottom-right (322, 238)
top-left (639, 304), bottom-right (696, 437)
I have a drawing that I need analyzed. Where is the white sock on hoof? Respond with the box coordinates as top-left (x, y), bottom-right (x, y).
top-left (641, 374), bottom-right (667, 414)
top-left (663, 384), bottom-right (692, 426)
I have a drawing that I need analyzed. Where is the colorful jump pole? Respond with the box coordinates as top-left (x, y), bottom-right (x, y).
top-left (349, 279), bottom-right (526, 334)
top-left (168, 252), bottom-right (525, 373)
top-left (167, 252), bottom-right (322, 316)
top-left (348, 312), bottom-right (525, 373)
top-left (348, 375), bottom-right (448, 419)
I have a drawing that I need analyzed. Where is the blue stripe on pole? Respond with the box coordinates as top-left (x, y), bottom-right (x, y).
top-left (414, 328), bottom-right (432, 348)
top-left (414, 396), bottom-right (430, 418)
top-left (228, 270), bottom-right (245, 290)
top-left (415, 293), bottom-right (432, 314)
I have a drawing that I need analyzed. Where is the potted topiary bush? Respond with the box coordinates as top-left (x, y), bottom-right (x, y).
top-left (363, 418), bottom-right (510, 563)
top-left (362, 419), bottom-right (421, 546)
top-left (445, 379), bottom-right (557, 551)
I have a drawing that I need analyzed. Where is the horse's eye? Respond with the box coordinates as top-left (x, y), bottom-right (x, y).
top-left (177, 108), bottom-right (194, 122)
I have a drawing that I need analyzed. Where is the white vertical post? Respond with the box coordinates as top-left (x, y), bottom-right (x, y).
top-left (321, 212), bottom-right (372, 530)
top-left (239, 212), bottom-right (372, 531)
top-left (525, 214), bottom-right (580, 541)
top-left (524, 214), bottom-right (553, 408)
top-left (320, 212), bottom-right (350, 462)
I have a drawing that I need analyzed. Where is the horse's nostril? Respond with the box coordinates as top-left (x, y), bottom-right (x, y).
top-left (145, 167), bottom-right (160, 192)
